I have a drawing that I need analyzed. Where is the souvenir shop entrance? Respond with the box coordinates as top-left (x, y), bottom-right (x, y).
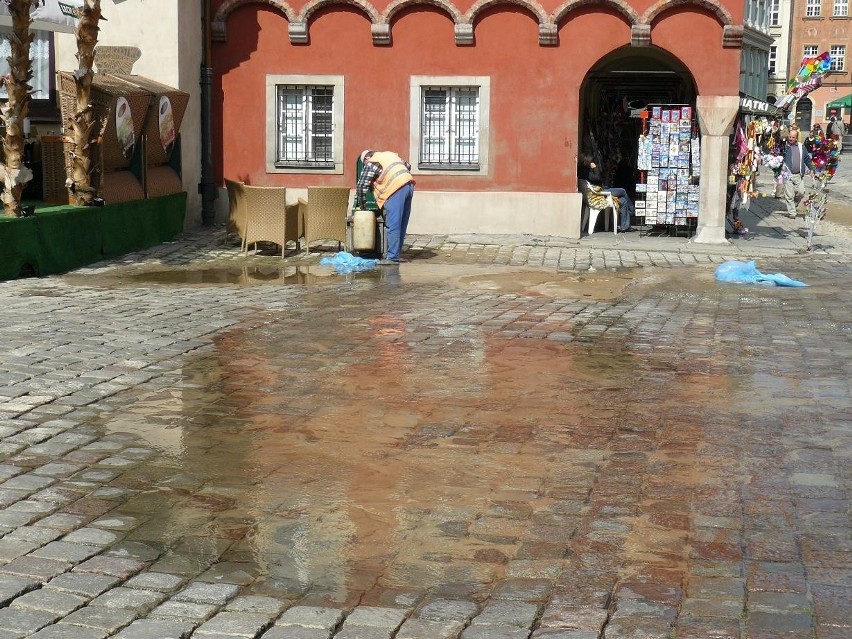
top-left (579, 47), bottom-right (698, 233)
top-left (727, 95), bottom-right (785, 236)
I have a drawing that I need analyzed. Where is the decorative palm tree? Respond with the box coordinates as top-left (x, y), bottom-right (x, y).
top-left (0, 0), bottom-right (41, 217)
top-left (68, 0), bottom-right (102, 206)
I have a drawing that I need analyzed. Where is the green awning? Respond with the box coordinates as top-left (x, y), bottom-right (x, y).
top-left (827, 93), bottom-right (852, 108)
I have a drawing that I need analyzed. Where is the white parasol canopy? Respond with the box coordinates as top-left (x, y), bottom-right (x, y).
top-left (0, 1), bottom-right (82, 34)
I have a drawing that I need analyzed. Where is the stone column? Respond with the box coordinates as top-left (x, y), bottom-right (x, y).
top-left (694, 96), bottom-right (740, 244)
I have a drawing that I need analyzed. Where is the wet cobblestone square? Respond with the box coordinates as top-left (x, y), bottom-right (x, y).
top-left (0, 238), bottom-right (849, 638)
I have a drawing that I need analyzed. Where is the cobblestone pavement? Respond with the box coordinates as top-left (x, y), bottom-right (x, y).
top-left (0, 192), bottom-right (850, 638)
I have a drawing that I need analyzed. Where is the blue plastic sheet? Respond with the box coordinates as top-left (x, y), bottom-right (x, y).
top-left (714, 260), bottom-right (807, 287)
top-left (320, 251), bottom-right (378, 274)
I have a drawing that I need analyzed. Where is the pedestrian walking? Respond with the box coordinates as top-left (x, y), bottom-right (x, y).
top-left (781, 124), bottom-right (813, 219)
top-left (355, 150), bottom-right (415, 264)
top-left (804, 123), bottom-right (823, 154)
top-left (828, 116), bottom-right (845, 151)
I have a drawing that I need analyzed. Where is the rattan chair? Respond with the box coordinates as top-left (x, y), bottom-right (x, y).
top-left (224, 179), bottom-right (247, 249)
top-left (300, 186), bottom-right (350, 255)
top-left (242, 185), bottom-right (299, 257)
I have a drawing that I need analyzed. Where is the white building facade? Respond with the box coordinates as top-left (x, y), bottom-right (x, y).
top-left (767, 0), bottom-right (795, 103)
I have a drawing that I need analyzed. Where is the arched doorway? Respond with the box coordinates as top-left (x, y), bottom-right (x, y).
top-left (794, 98), bottom-right (813, 131)
top-left (579, 46), bottom-right (697, 206)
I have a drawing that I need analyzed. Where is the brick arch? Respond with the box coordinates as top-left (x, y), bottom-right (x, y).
top-left (298, 0), bottom-right (380, 23)
top-left (213, 0), bottom-right (296, 25)
top-left (640, 0), bottom-right (733, 26)
top-left (381, 0), bottom-right (462, 24)
top-left (466, 0), bottom-right (549, 26)
top-left (551, 0), bottom-right (639, 26)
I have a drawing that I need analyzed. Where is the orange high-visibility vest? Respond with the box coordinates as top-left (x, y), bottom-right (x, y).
top-left (370, 151), bottom-right (413, 208)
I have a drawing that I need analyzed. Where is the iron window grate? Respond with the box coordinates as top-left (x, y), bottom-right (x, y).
top-left (276, 85), bottom-right (334, 169)
top-left (419, 86), bottom-right (480, 170)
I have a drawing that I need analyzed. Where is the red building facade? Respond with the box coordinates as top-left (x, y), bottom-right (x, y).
top-left (211, 0), bottom-right (747, 241)
top-left (787, 0), bottom-right (851, 130)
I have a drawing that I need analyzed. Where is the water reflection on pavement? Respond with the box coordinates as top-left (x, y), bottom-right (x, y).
top-left (3, 256), bottom-right (847, 638)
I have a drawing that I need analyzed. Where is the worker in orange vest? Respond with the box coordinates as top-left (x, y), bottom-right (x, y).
top-left (356, 150), bottom-right (415, 264)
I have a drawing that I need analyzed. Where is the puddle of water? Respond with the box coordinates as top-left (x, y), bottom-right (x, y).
top-left (95, 285), bottom-right (740, 605)
top-left (110, 264), bottom-right (343, 286)
top-left (65, 262), bottom-right (641, 301)
top-left (408, 264), bottom-right (637, 300)
top-left (106, 338), bottom-right (621, 601)
top-left (50, 258), bottom-right (833, 606)
top-left (825, 198), bottom-right (852, 227)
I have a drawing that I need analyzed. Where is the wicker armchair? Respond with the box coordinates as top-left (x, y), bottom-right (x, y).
top-left (242, 185), bottom-right (300, 257)
top-left (300, 186), bottom-right (350, 255)
top-left (224, 179), bottom-right (247, 249)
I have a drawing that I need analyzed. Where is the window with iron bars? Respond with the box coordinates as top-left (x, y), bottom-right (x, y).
top-left (419, 86), bottom-right (480, 170)
top-left (275, 85), bottom-right (334, 168)
top-left (805, 0), bottom-right (821, 17)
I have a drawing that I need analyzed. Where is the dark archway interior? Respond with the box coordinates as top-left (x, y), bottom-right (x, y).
top-left (794, 98), bottom-right (813, 132)
top-left (579, 46), bottom-right (697, 199)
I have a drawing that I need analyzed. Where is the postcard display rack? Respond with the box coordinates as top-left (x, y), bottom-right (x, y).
top-left (635, 105), bottom-right (701, 232)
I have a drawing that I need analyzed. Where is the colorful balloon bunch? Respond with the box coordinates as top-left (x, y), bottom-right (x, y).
top-left (775, 53), bottom-right (832, 109)
top-left (801, 130), bottom-right (839, 249)
top-left (809, 132), bottom-right (841, 182)
top-left (788, 52), bottom-right (832, 89)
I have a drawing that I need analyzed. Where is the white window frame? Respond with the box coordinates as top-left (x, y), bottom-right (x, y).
top-left (769, 45), bottom-right (777, 75)
top-left (803, 45), bottom-right (819, 58)
top-left (265, 74), bottom-right (344, 174)
top-left (757, 0), bottom-right (769, 30)
top-left (834, 0), bottom-right (849, 16)
top-left (770, 0), bottom-right (781, 25)
top-left (830, 45), bottom-right (846, 71)
top-left (805, 0), bottom-right (821, 16)
top-left (409, 76), bottom-right (490, 177)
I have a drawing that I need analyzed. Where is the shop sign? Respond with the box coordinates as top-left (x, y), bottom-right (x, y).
top-left (739, 95), bottom-right (781, 117)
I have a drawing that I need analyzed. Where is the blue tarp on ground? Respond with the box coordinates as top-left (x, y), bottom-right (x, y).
top-left (715, 260), bottom-right (807, 287)
top-left (320, 251), bottom-right (378, 274)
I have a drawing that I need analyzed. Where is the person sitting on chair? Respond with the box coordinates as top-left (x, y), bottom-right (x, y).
top-left (578, 153), bottom-right (634, 232)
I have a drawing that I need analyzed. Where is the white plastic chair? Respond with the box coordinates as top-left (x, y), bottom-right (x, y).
top-left (587, 191), bottom-right (618, 235)
top-left (579, 179), bottom-right (618, 235)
